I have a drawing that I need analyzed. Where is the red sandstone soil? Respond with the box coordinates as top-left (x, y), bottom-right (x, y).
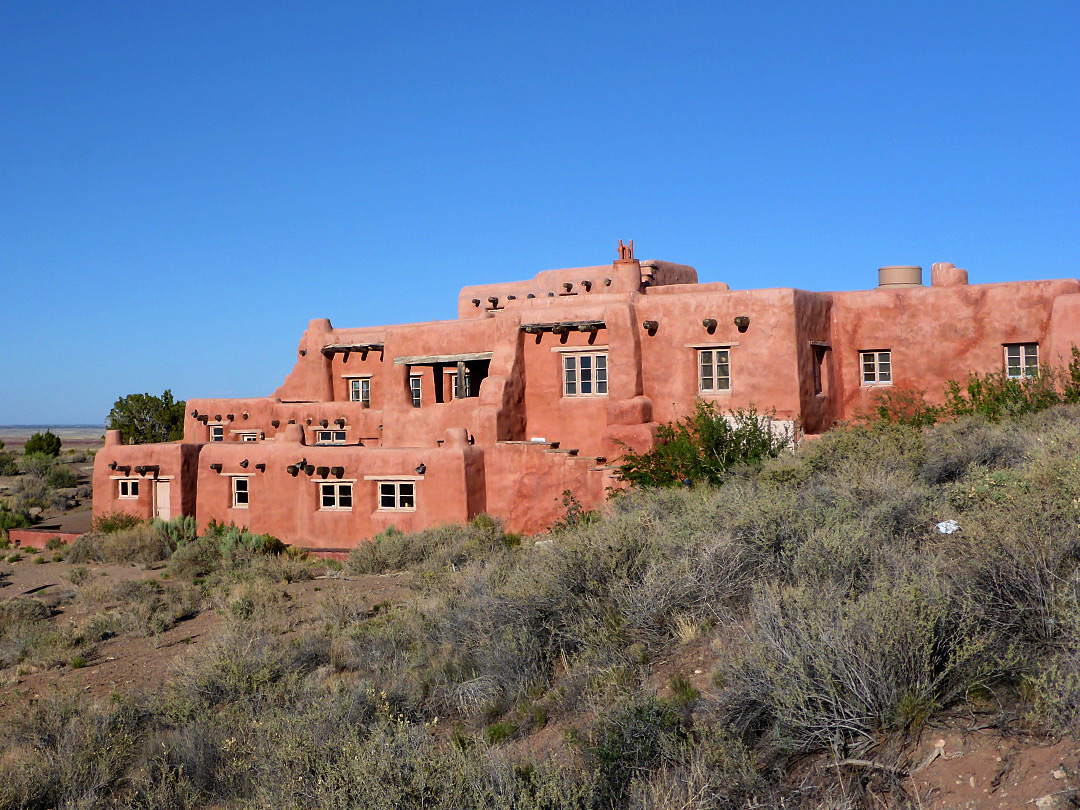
top-left (0, 558), bottom-right (412, 719)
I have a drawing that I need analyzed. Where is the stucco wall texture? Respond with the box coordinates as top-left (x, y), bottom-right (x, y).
top-left (93, 250), bottom-right (1080, 551)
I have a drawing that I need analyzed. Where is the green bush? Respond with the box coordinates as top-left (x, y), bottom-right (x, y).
top-left (67, 524), bottom-right (175, 564)
top-left (106, 389), bottom-right (186, 444)
top-left (44, 464), bottom-right (78, 489)
top-left (618, 401), bottom-right (791, 487)
top-left (92, 511), bottom-right (143, 534)
top-left (23, 430), bottom-right (61, 457)
top-left (0, 508), bottom-right (31, 540)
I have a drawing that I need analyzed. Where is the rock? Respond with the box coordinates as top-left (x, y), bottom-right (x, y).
top-left (936, 520), bottom-right (960, 534)
top-left (28, 507), bottom-right (43, 517)
top-left (1052, 767), bottom-right (1067, 780)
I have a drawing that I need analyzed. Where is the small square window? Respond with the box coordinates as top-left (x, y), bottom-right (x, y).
top-left (317, 430), bottom-right (347, 444)
top-left (209, 425), bottom-right (224, 442)
top-left (698, 348), bottom-right (731, 393)
top-left (1004, 343), bottom-right (1039, 379)
top-left (232, 477), bottom-right (249, 508)
top-left (118, 479), bottom-right (139, 499)
top-left (349, 377), bottom-right (371, 407)
top-left (563, 353), bottom-right (608, 397)
top-left (378, 481), bottom-right (416, 511)
top-left (319, 482), bottom-right (353, 511)
top-left (240, 433), bottom-right (259, 442)
top-left (860, 350), bottom-right (892, 385)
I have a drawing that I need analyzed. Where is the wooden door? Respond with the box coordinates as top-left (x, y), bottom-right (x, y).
top-left (154, 480), bottom-right (171, 521)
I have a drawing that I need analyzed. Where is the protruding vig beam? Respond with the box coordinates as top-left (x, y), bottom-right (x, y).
top-left (321, 342), bottom-right (385, 358)
top-left (392, 351), bottom-right (494, 366)
top-left (520, 320), bottom-right (605, 335)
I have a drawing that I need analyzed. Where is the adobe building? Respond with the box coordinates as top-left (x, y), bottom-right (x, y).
top-left (93, 242), bottom-right (1080, 551)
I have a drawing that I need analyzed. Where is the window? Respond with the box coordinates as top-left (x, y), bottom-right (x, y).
top-left (209, 425), bottom-right (224, 442)
top-left (319, 482), bottom-right (353, 511)
top-left (1005, 343), bottom-right (1039, 379)
top-left (317, 430), bottom-right (347, 444)
top-left (698, 348), bottom-right (731, 393)
top-left (239, 433), bottom-right (259, 442)
top-left (563, 352), bottom-right (608, 397)
top-left (379, 481), bottom-right (415, 511)
top-left (860, 350), bottom-right (892, 385)
top-left (118, 479), bottom-right (139, 499)
top-left (232, 477), bottom-right (249, 508)
top-left (446, 369), bottom-right (471, 399)
top-left (349, 377), bottom-right (371, 406)
top-left (812, 345), bottom-right (830, 396)
top-left (410, 375), bottom-right (422, 408)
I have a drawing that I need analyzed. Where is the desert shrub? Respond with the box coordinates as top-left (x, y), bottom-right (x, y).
top-left (0, 447), bottom-right (18, 476)
top-left (44, 464), bottom-right (78, 489)
top-left (724, 565), bottom-right (990, 756)
top-left (630, 723), bottom-right (762, 810)
top-left (202, 520), bottom-right (285, 558)
top-left (619, 401), bottom-right (792, 488)
top-left (67, 523), bottom-right (175, 564)
top-left (0, 508), bottom-right (31, 540)
top-left (93, 511), bottom-right (143, 534)
top-left (346, 515), bottom-right (512, 576)
top-left (0, 692), bottom-right (141, 809)
top-left (154, 514), bottom-right (200, 547)
top-left (870, 385), bottom-right (942, 427)
top-left (23, 430), bottom-right (61, 457)
top-left (584, 693), bottom-right (688, 805)
top-left (166, 535), bottom-right (222, 580)
top-left (6, 476), bottom-right (48, 513)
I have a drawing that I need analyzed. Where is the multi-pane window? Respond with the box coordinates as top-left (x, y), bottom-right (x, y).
top-left (317, 430), bottom-right (347, 444)
top-left (379, 481), bottom-right (416, 511)
top-left (1004, 343), bottom-right (1039, 379)
top-left (410, 376), bottom-right (422, 408)
top-left (453, 370), bottom-right (471, 399)
top-left (860, 350), bottom-right (892, 385)
top-left (239, 433), bottom-right (259, 442)
top-left (118, 479), bottom-right (139, 499)
top-left (232, 477), bottom-right (249, 508)
top-left (563, 353), bottom-right (608, 397)
top-left (319, 482), bottom-right (353, 511)
top-left (698, 348), bottom-right (731, 393)
top-left (209, 425), bottom-right (224, 442)
top-left (349, 377), bottom-right (371, 406)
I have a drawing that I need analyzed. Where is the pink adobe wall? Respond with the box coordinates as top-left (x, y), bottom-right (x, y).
top-left (93, 430), bottom-right (199, 522)
top-left (829, 278), bottom-right (1080, 416)
top-left (193, 425), bottom-right (485, 551)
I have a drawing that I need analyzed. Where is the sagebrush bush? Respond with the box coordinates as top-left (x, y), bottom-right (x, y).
top-left (92, 511), bottom-right (143, 534)
top-left (68, 523), bottom-right (176, 564)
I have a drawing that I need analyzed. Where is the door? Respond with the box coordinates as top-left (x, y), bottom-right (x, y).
top-left (154, 480), bottom-right (171, 521)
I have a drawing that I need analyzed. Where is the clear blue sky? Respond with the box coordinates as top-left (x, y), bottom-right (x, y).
top-left (2, 1), bottom-right (1077, 425)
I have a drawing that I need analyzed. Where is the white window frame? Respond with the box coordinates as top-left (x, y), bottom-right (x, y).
top-left (316, 429), bottom-right (348, 445)
top-left (860, 350), bottom-right (892, 386)
top-left (698, 348), bottom-right (731, 393)
top-left (444, 369), bottom-right (472, 399)
top-left (1004, 343), bottom-right (1039, 379)
top-left (209, 425), bottom-right (225, 442)
top-left (378, 480), bottom-right (416, 511)
top-left (319, 481), bottom-right (354, 511)
top-left (348, 376), bottom-right (371, 407)
top-left (238, 432), bottom-right (259, 442)
top-left (232, 476), bottom-right (249, 508)
top-left (118, 479), bottom-right (139, 499)
top-left (562, 352), bottom-right (608, 397)
top-left (410, 375), bottom-right (422, 408)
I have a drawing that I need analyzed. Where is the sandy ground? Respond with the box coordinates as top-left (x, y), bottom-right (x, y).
top-left (0, 555), bottom-right (413, 720)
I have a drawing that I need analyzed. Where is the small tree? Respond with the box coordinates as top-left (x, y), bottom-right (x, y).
top-left (618, 401), bottom-right (792, 488)
top-left (106, 390), bottom-right (187, 444)
top-left (23, 430), bottom-right (61, 457)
